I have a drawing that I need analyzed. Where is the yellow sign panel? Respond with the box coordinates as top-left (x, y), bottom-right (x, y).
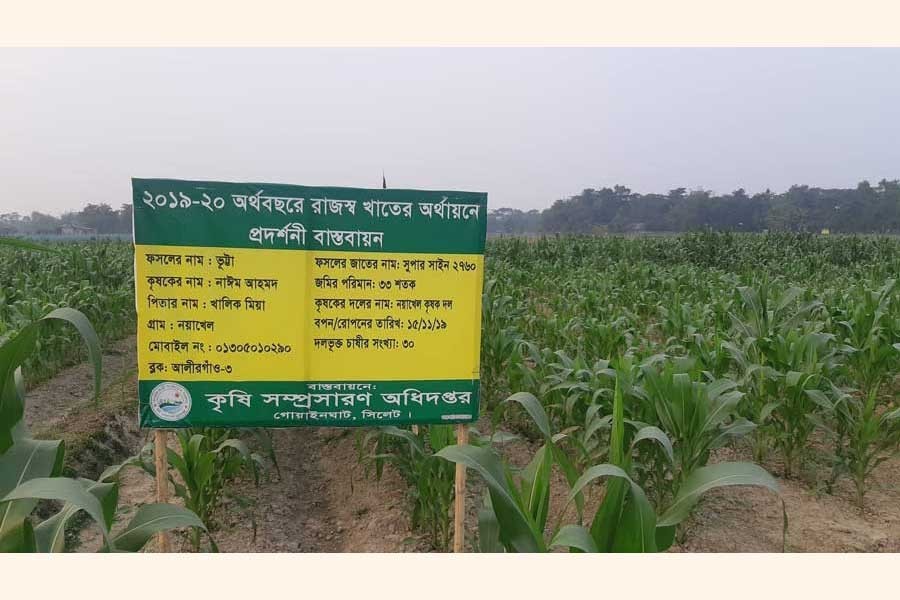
top-left (136, 245), bottom-right (484, 382)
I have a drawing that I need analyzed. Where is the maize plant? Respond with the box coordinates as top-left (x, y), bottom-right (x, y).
top-left (136, 427), bottom-right (266, 551)
top-left (639, 363), bottom-right (756, 496)
top-left (0, 304), bottom-right (202, 552)
top-left (813, 280), bottom-right (900, 505)
top-left (357, 424), bottom-right (515, 551)
top-left (0, 238), bottom-right (135, 384)
top-left (437, 379), bottom-right (786, 553)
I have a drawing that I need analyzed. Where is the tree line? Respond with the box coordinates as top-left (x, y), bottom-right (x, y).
top-left (3, 180), bottom-right (899, 237)
top-left (0, 204), bottom-right (132, 236)
top-left (489, 180), bottom-right (900, 234)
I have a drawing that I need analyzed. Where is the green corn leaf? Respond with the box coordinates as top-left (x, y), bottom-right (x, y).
top-left (0, 437), bottom-right (65, 539)
top-left (550, 524), bottom-right (599, 553)
top-left (0, 328), bottom-right (38, 452)
top-left (658, 462), bottom-right (784, 532)
top-left (504, 392), bottom-right (552, 439)
top-left (436, 444), bottom-right (544, 552)
top-left (0, 306), bottom-right (102, 447)
top-left (378, 426), bottom-right (425, 455)
top-left (165, 448), bottom-right (188, 482)
top-left (609, 378), bottom-right (625, 466)
top-left (187, 434), bottom-right (205, 465)
top-left (655, 525), bottom-right (677, 551)
top-left (587, 373), bottom-right (631, 551)
top-left (584, 414), bottom-right (613, 443)
top-left (214, 438), bottom-right (252, 458)
top-left (568, 463), bottom-right (633, 552)
top-left (488, 431), bottom-right (519, 445)
top-left (40, 308), bottom-right (102, 404)
top-left (709, 418), bottom-right (756, 449)
top-left (550, 444), bottom-right (584, 523)
top-left (0, 517), bottom-right (36, 552)
top-left (2, 477), bottom-right (113, 550)
top-left (630, 426), bottom-right (675, 464)
top-left (476, 493), bottom-right (503, 553)
top-left (34, 479), bottom-right (118, 552)
top-left (611, 486), bottom-right (657, 552)
top-left (521, 444), bottom-right (552, 532)
top-left (109, 503), bottom-right (206, 552)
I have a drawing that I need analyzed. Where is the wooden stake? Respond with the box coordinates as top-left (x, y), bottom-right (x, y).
top-left (453, 423), bottom-right (468, 553)
top-left (154, 429), bottom-right (171, 553)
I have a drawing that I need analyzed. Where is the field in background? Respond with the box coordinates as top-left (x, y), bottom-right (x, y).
top-left (0, 239), bottom-right (135, 383)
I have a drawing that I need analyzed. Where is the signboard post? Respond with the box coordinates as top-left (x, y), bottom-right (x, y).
top-left (453, 423), bottom-right (468, 552)
top-left (153, 429), bottom-right (170, 552)
top-left (132, 178), bottom-right (487, 551)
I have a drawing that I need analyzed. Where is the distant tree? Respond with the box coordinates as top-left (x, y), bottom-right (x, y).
top-left (118, 203), bottom-right (134, 233)
top-left (488, 180), bottom-right (900, 235)
top-left (74, 203), bottom-right (120, 233)
top-left (25, 211), bottom-right (61, 234)
top-left (0, 212), bottom-right (23, 235)
top-left (487, 207), bottom-right (541, 234)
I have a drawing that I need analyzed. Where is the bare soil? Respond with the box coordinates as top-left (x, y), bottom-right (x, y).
top-left (76, 426), bottom-right (431, 553)
top-left (23, 343), bottom-right (900, 553)
top-left (215, 428), bottom-right (430, 552)
top-left (25, 335), bottom-right (138, 434)
top-left (674, 443), bottom-right (900, 552)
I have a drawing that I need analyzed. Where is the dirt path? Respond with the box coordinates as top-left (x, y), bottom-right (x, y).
top-left (25, 335), bottom-right (138, 433)
top-left (215, 428), bottom-right (430, 552)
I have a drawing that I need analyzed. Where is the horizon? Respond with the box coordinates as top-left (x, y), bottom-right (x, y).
top-left (1, 179), bottom-right (897, 220)
top-left (3, 176), bottom-right (893, 219)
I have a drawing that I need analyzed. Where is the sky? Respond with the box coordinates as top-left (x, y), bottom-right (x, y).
top-left (1, 48), bottom-right (898, 215)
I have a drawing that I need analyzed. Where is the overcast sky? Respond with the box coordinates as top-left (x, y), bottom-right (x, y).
top-left (1, 48), bottom-right (898, 215)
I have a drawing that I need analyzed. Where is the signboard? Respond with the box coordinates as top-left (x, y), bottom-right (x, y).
top-left (133, 178), bottom-right (487, 428)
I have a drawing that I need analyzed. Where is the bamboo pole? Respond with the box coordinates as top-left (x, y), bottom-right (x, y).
top-left (154, 429), bottom-right (171, 553)
top-left (453, 423), bottom-right (468, 553)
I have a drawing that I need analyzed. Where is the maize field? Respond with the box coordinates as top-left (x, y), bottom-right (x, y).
top-left (2, 231), bottom-right (900, 551)
top-left (0, 240), bottom-right (135, 383)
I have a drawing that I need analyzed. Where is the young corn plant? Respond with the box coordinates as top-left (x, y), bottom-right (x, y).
top-left (480, 278), bottom-right (524, 410)
top-left (722, 337), bottom-right (781, 462)
top-left (140, 427), bottom-right (264, 551)
top-left (437, 392), bottom-right (584, 552)
top-left (438, 379), bottom-right (786, 552)
top-left (814, 280), bottom-right (900, 506)
top-left (540, 352), bottom-right (616, 429)
top-left (358, 425), bottom-right (456, 551)
top-left (639, 364), bottom-right (756, 503)
top-left (559, 375), bottom-right (784, 553)
top-left (810, 383), bottom-right (900, 507)
top-left (725, 329), bottom-right (838, 476)
top-left (357, 424), bottom-right (515, 551)
top-left (766, 331), bottom-right (838, 477)
top-left (726, 282), bottom-right (826, 466)
top-left (0, 305), bottom-right (202, 552)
